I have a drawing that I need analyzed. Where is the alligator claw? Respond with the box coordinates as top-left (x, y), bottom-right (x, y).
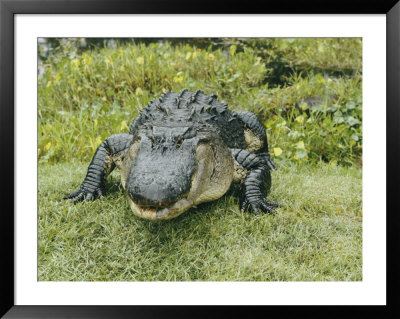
top-left (240, 197), bottom-right (278, 215)
top-left (85, 193), bottom-right (94, 202)
top-left (63, 188), bottom-right (81, 200)
top-left (72, 191), bottom-right (85, 204)
top-left (259, 200), bottom-right (277, 214)
top-left (96, 188), bottom-right (103, 198)
top-left (63, 187), bottom-right (102, 204)
top-left (240, 198), bottom-right (250, 211)
top-left (263, 199), bottom-right (280, 207)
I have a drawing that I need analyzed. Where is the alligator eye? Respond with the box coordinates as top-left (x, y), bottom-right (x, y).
top-left (176, 135), bottom-right (183, 148)
top-left (198, 136), bottom-right (211, 143)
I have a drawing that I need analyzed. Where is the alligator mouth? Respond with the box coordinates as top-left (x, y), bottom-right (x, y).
top-left (127, 196), bottom-right (193, 220)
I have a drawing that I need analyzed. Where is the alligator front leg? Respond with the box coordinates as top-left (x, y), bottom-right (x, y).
top-left (64, 133), bottom-right (133, 203)
top-left (231, 148), bottom-right (279, 214)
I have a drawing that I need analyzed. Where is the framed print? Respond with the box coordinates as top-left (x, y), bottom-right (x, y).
top-left (1, 0), bottom-right (399, 318)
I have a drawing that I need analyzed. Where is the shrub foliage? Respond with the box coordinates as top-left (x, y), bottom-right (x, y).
top-left (38, 38), bottom-right (362, 166)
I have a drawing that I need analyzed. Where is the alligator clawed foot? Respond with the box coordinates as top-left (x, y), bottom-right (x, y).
top-left (63, 187), bottom-right (103, 204)
top-left (240, 197), bottom-right (279, 215)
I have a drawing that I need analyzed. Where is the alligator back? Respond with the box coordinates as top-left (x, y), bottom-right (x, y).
top-left (129, 89), bottom-right (246, 149)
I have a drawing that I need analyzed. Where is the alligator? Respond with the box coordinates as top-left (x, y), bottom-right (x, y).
top-left (64, 89), bottom-right (279, 220)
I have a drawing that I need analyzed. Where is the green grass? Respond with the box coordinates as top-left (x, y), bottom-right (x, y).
top-left (38, 161), bottom-right (362, 281)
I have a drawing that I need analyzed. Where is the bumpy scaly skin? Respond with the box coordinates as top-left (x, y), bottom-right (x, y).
top-left (63, 134), bottom-right (132, 203)
top-left (64, 89), bottom-right (279, 218)
top-left (232, 110), bottom-right (278, 214)
top-left (231, 149), bottom-right (278, 214)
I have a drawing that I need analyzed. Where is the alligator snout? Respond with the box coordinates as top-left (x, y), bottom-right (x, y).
top-left (127, 180), bottom-right (185, 207)
top-left (126, 138), bottom-right (197, 209)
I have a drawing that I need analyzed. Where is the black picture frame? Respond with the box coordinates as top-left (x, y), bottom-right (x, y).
top-left (1, 0), bottom-right (399, 318)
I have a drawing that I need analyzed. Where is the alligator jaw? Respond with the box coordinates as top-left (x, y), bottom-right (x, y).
top-left (128, 197), bottom-right (193, 221)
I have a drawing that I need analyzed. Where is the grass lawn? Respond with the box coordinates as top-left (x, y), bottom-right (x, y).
top-left (38, 161), bottom-right (362, 281)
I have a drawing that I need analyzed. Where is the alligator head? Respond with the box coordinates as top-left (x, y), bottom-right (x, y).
top-left (121, 125), bottom-right (233, 220)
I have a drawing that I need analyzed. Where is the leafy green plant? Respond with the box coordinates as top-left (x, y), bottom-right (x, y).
top-left (38, 38), bottom-right (362, 166)
top-left (264, 73), bottom-right (362, 166)
top-left (216, 38), bottom-right (362, 85)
